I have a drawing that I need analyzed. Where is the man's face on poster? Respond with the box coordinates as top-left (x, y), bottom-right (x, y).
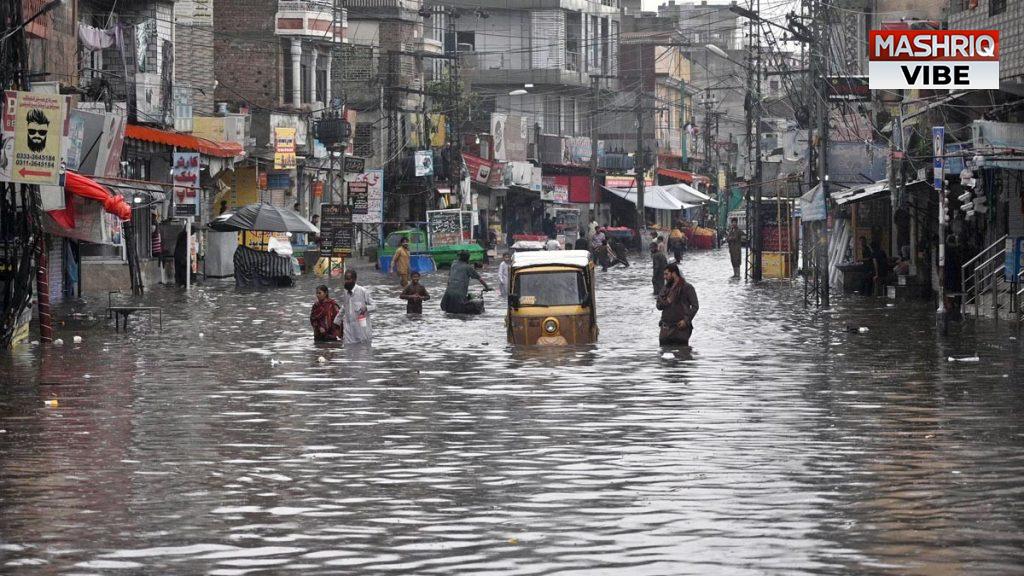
top-left (26, 109), bottom-right (49, 152)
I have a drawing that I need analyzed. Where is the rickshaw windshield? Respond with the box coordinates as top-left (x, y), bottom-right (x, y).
top-left (515, 270), bottom-right (585, 307)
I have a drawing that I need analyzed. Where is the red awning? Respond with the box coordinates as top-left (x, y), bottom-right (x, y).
top-left (125, 124), bottom-right (245, 158)
top-left (657, 167), bottom-right (711, 185)
top-left (48, 171), bottom-right (133, 229)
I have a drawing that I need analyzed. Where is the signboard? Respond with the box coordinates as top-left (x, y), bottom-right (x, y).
top-left (826, 76), bottom-right (870, 101)
top-left (344, 155), bottom-right (365, 174)
top-left (933, 126), bottom-right (944, 192)
top-left (869, 30), bottom-right (999, 90)
top-left (415, 149), bottom-right (433, 177)
top-left (427, 209), bottom-right (463, 247)
top-left (541, 177), bottom-right (569, 203)
top-left (348, 181), bottom-right (368, 215)
top-left (462, 153), bottom-right (504, 187)
top-left (490, 113), bottom-right (527, 162)
top-left (319, 204), bottom-right (353, 258)
top-left (274, 127), bottom-right (296, 169)
top-left (173, 152), bottom-right (201, 217)
top-left (348, 169), bottom-right (383, 224)
top-left (407, 113), bottom-right (446, 148)
top-left (4, 90), bottom-right (66, 185)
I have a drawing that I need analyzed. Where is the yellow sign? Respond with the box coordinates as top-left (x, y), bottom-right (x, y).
top-left (274, 127), bottom-right (296, 170)
top-left (11, 91), bottom-right (65, 185)
top-left (408, 113), bottom-right (447, 148)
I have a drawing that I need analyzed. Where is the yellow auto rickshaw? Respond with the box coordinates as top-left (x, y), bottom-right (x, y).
top-left (506, 250), bottom-right (598, 345)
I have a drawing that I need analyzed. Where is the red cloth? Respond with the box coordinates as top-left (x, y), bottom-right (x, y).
top-left (310, 298), bottom-right (341, 340)
top-left (48, 172), bottom-right (133, 229)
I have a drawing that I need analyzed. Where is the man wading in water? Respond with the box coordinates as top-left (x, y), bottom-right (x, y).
top-left (441, 251), bottom-right (491, 314)
top-left (656, 263), bottom-right (699, 346)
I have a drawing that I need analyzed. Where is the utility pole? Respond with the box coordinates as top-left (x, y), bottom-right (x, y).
top-left (589, 75), bottom-right (600, 220)
top-left (750, 0), bottom-right (764, 282)
top-left (635, 87), bottom-right (646, 250)
top-left (816, 0), bottom-right (830, 307)
top-left (634, 46), bottom-right (647, 251)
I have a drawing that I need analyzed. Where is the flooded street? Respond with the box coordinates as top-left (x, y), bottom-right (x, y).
top-left (2, 248), bottom-right (1024, 575)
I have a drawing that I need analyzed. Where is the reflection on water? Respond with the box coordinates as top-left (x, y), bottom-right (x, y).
top-left (2, 250), bottom-right (1024, 575)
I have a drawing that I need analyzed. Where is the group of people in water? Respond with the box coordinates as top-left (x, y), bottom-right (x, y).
top-left (311, 222), bottom-right (711, 347)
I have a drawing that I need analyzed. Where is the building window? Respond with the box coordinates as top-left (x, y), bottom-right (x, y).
top-left (456, 31), bottom-right (475, 51)
top-left (544, 96), bottom-right (560, 134)
top-left (991, 0), bottom-right (1006, 15)
top-left (354, 123), bottom-right (374, 157)
top-left (316, 69), bottom-right (327, 103)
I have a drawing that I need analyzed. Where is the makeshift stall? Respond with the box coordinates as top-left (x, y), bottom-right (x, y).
top-left (758, 198), bottom-right (798, 279)
top-left (208, 202), bottom-right (318, 286)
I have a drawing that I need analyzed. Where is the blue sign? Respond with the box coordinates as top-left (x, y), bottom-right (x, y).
top-left (932, 126), bottom-right (945, 191)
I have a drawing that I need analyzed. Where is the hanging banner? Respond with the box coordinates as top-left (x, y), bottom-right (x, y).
top-left (4, 90), bottom-right (66, 186)
top-left (274, 127), bottom-right (296, 170)
top-left (173, 152), bottom-right (201, 217)
top-left (415, 150), bottom-right (433, 177)
top-left (349, 169), bottom-right (383, 224)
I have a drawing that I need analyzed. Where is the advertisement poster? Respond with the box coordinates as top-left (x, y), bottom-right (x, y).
top-left (414, 150), bottom-right (433, 177)
top-left (173, 152), bottom-right (200, 217)
top-left (349, 169), bottom-right (383, 224)
top-left (274, 127), bottom-right (296, 170)
top-left (6, 90), bottom-right (66, 186)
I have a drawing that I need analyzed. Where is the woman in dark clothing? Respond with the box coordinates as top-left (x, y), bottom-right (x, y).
top-left (310, 285), bottom-right (342, 341)
top-left (656, 263), bottom-right (699, 346)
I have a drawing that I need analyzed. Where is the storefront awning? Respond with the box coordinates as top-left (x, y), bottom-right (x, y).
top-left (665, 182), bottom-right (715, 204)
top-left (65, 171), bottom-right (133, 220)
top-left (656, 167), bottom-right (711, 185)
top-left (125, 124), bottom-right (245, 158)
top-left (832, 180), bottom-right (889, 206)
top-left (603, 186), bottom-right (698, 211)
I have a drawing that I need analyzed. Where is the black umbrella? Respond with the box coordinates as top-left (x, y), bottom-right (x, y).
top-left (208, 203), bottom-right (319, 233)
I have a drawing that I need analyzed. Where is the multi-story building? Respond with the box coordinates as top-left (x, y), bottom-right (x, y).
top-left (658, 0), bottom-right (742, 50)
top-left (434, 0), bottom-right (620, 139)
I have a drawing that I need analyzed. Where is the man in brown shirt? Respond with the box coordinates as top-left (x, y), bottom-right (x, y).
top-left (656, 263), bottom-right (699, 346)
top-left (390, 236), bottom-right (411, 287)
top-left (400, 271), bottom-right (430, 314)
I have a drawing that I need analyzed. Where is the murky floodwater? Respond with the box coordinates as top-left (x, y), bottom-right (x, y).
top-left (2, 249), bottom-right (1024, 575)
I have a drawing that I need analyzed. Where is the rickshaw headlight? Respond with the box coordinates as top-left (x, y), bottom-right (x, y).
top-left (543, 317), bottom-right (559, 334)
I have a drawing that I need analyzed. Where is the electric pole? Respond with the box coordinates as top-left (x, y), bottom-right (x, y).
top-left (750, 0), bottom-right (764, 282)
top-left (589, 75), bottom-right (600, 221)
top-left (634, 46), bottom-right (647, 250)
top-left (816, 0), bottom-right (830, 307)
top-left (635, 87), bottom-right (646, 249)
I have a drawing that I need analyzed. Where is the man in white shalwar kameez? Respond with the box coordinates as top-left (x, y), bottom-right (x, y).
top-left (334, 269), bottom-right (376, 344)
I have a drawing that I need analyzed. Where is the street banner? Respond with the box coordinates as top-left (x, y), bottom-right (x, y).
top-left (274, 127), bottom-right (296, 170)
top-left (348, 169), bottom-right (383, 224)
top-left (173, 152), bottom-right (201, 217)
top-left (415, 150), bottom-right (433, 176)
top-left (4, 91), bottom-right (66, 186)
